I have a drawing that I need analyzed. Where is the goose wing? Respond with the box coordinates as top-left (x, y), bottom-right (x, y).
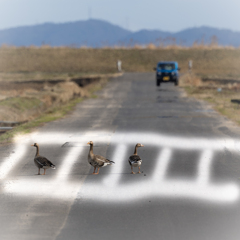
top-left (129, 154), bottom-right (141, 164)
top-left (94, 154), bottom-right (115, 167)
top-left (34, 155), bottom-right (55, 168)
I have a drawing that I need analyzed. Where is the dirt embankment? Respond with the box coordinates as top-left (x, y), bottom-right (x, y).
top-left (0, 74), bottom-right (120, 124)
top-left (180, 72), bottom-right (240, 89)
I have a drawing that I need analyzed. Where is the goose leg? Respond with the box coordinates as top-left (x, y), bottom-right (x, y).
top-left (43, 169), bottom-right (46, 175)
top-left (93, 167), bottom-right (100, 175)
top-left (92, 167), bottom-right (100, 175)
top-left (138, 166), bottom-right (141, 174)
top-left (92, 166), bottom-right (96, 174)
top-left (131, 166), bottom-right (135, 174)
top-left (38, 168), bottom-right (40, 175)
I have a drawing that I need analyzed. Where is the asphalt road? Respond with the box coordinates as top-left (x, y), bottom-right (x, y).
top-left (1, 72), bottom-right (240, 240)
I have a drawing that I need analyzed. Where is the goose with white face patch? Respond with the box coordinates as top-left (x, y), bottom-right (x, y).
top-left (31, 143), bottom-right (56, 175)
top-left (87, 141), bottom-right (115, 175)
top-left (128, 143), bottom-right (144, 174)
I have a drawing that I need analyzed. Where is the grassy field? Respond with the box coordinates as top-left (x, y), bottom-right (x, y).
top-left (0, 47), bottom-right (240, 79)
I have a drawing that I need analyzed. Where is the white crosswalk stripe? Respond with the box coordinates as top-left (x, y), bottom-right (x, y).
top-left (1, 131), bottom-right (240, 203)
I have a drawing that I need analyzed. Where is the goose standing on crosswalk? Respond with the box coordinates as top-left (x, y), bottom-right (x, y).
top-left (87, 141), bottom-right (115, 175)
top-left (31, 143), bottom-right (56, 175)
top-left (128, 143), bottom-right (144, 174)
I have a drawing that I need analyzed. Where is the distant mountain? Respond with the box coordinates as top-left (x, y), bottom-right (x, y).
top-left (0, 19), bottom-right (239, 47)
top-left (172, 26), bottom-right (240, 46)
top-left (0, 19), bottom-right (131, 47)
top-left (122, 29), bottom-right (172, 46)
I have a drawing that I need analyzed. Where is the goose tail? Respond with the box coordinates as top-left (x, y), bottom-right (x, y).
top-left (51, 164), bottom-right (56, 169)
top-left (107, 159), bottom-right (115, 164)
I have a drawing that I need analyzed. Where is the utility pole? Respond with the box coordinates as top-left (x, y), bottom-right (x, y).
top-left (188, 60), bottom-right (193, 72)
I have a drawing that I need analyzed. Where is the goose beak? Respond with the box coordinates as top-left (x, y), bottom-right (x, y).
top-left (87, 142), bottom-right (90, 145)
top-left (31, 144), bottom-right (34, 146)
top-left (141, 144), bottom-right (144, 147)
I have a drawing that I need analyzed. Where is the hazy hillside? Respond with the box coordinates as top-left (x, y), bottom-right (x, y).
top-left (122, 29), bottom-right (171, 45)
top-left (0, 19), bottom-right (131, 47)
top-left (174, 26), bottom-right (240, 46)
top-left (0, 19), bottom-right (239, 47)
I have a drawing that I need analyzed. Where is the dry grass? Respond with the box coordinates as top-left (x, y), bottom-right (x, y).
top-left (1, 47), bottom-right (240, 79)
top-left (0, 81), bottom-right (85, 122)
top-left (179, 73), bottom-right (202, 87)
top-left (181, 74), bottom-right (240, 125)
top-left (0, 70), bottom-right (120, 124)
top-left (0, 76), bottom-right (110, 143)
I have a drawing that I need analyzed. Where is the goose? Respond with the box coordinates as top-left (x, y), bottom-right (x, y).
top-left (31, 143), bottom-right (56, 175)
top-left (87, 141), bottom-right (114, 175)
top-left (128, 143), bottom-right (144, 174)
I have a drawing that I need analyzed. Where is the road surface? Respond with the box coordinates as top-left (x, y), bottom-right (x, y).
top-left (1, 72), bottom-right (240, 240)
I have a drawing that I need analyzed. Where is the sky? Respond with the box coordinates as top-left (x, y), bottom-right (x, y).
top-left (0, 0), bottom-right (240, 32)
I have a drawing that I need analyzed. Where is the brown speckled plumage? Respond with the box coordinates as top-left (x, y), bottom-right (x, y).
top-left (87, 141), bottom-right (114, 175)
